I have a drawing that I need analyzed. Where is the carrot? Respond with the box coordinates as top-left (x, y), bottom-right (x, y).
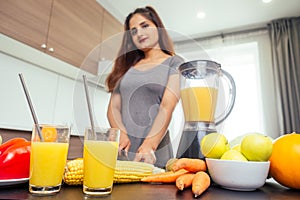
top-left (172, 158), bottom-right (207, 173)
top-left (175, 173), bottom-right (196, 190)
top-left (192, 171), bottom-right (210, 197)
top-left (141, 169), bottom-right (189, 183)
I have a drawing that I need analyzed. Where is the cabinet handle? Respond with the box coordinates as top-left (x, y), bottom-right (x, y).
top-left (41, 44), bottom-right (47, 49)
top-left (48, 47), bottom-right (54, 52)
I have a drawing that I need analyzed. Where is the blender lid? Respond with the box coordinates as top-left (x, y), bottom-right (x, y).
top-left (179, 60), bottom-right (221, 79)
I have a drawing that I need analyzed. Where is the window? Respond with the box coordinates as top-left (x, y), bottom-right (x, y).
top-left (203, 42), bottom-right (264, 141)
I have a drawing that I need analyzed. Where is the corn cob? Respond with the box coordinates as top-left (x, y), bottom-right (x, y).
top-left (63, 158), bottom-right (84, 185)
top-left (63, 159), bottom-right (163, 185)
top-left (114, 160), bottom-right (155, 183)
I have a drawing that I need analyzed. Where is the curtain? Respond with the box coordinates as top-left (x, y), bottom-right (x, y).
top-left (268, 17), bottom-right (300, 134)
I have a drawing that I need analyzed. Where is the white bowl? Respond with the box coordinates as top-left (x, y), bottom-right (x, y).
top-left (205, 158), bottom-right (270, 191)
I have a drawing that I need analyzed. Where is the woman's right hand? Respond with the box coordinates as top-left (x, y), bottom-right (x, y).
top-left (119, 132), bottom-right (131, 156)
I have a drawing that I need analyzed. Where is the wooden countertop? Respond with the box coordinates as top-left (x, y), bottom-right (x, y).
top-left (0, 179), bottom-right (299, 200)
top-left (1, 128), bottom-right (299, 199)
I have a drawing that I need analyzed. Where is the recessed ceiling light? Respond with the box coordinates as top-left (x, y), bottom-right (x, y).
top-left (262, 0), bottom-right (272, 3)
top-left (196, 11), bottom-right (206, 19)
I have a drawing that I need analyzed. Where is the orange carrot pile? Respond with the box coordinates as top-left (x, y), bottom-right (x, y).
top-left (172, 158), bottom-right (207, 173)
top-left (141, 158), bottom-right (211, 197)
top-left (176, 173), bottom-right (196, 190)
top-left (141, 169), bottom-right (189, 183)
top-left (192, 171), bottom-right (211, 197)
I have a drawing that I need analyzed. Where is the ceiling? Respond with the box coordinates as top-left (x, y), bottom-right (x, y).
top-left (96, 0), bottom-right (300, 41)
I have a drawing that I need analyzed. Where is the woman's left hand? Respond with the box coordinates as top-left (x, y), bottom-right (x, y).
top-left (133, 146), bottom-right (156, 164)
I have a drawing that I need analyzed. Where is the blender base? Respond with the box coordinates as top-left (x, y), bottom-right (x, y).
top-left (176, 130), bottom-right (206, 159)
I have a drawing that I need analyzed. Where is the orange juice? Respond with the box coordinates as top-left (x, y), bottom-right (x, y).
top-left (29, 142), bottom-right (69, 186)
top-left (83, 140), bottom-right (119, 188)
top-left (181, 87), bottom-right (218, 122)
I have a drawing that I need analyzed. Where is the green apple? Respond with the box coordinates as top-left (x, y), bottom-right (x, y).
top-left (240, 133), bottom-right (273, 161)
top-left (231, 144), bottom-right (241, 152)
top-left (0, 135), bottom-right (2, 145)
top-left (220, 149), bottom-right (248, 161)
top-left (201, 132), bottom-right (230, 159)
top-left (229, 134), bottom-right (247, 148)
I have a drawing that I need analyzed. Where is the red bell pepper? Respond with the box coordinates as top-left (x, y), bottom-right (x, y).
top-left (0, 138), bottom-right (27, 155)
top-left (0, 138), bottom-right (31, 179)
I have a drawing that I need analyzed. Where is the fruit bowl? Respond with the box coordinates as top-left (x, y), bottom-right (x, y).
top-left (205, 158), bottom-right (270, 191)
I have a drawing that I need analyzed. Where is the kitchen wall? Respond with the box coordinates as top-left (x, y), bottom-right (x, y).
top-left (0, 34), bottom-right (110, 136)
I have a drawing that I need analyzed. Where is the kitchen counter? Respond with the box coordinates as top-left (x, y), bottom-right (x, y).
top-left (0, 179), bottom-right (299, 200)
top-left (1, 129), bottom-right (300, 199)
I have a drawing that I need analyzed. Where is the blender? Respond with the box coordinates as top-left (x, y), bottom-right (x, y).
top-left (176, 60), bottom-right (236, 159)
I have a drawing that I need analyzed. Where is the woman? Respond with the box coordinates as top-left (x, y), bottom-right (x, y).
top-left (106, 6), bottom-right (183, 168)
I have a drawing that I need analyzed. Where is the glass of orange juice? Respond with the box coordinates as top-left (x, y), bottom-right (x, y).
top-left (29, 124), bottom-right (70, 195)
top-left (83, 127), bottom-right (120, 196)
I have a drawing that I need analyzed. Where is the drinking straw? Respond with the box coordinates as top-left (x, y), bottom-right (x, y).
top-left (82, 75), bottom-right (96, 136)
top-left (18, 73), bottom-right (44, 141)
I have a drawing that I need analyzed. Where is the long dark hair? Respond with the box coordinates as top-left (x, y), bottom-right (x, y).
top-left (106, 6), bottom-right (175, 92)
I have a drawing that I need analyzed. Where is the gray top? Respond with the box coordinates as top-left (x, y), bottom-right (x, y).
top-left (116, 55), bottom-right (184, 168)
